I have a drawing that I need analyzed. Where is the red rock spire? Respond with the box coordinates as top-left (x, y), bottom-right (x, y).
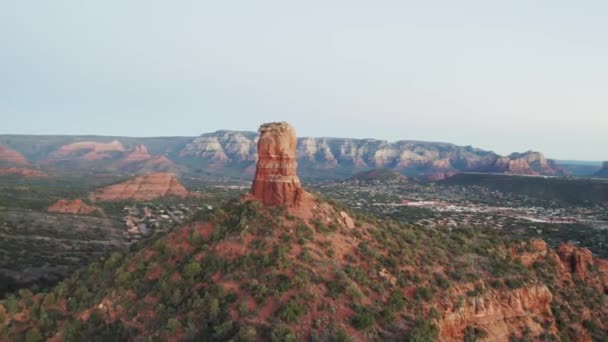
top-left (250, 122), bottom-right (311, 207)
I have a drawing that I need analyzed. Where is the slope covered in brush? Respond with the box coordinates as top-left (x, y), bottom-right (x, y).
top-left (1, 197), bottom-right (607, 341)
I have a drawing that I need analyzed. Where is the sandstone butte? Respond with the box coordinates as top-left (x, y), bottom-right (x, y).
top-left (250, 122), bottom-right (313, 208)
top-left (48, 199), bottom-right (102, 215)
top-left (89, 172), bottom-right (189, 202)
top-left (0, 145), bottom-right (28, 165)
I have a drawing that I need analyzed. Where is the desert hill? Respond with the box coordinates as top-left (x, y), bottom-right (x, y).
top-left (0, 123), bottom-right (605, 341)
top-left (89, 173), bottom-right (189, 202)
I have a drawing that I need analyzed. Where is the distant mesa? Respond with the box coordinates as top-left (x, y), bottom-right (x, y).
top-left (250, 122), bottom-right (314, 208)
top-left (49, 140), bottom-right (126, 161)
top-left (0, 145), bottom-right (28, 165)
top-left (48, 199), bottom-right (102, 215)
top-left (89, 172), bottom-right (189, 202)
top-left (346, 168), bottom-right (407, 184)
top-left (593, 161), bottom-right (608, 178)
top-left (0, 167), bottom-right (47, 178)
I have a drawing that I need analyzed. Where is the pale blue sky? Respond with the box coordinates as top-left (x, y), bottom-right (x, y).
top-left (1, 1), bottom-right (606, 160)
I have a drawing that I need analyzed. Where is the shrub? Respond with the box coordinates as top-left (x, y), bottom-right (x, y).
top-left (237, 325), bottom-right (257, 342)
top-left (166, 318), bottom-right (181, 334)
top-left (351, 308), bottom-right (375, 330)
top-left (277, 299), bottom-right (306, 323)
top-left (409, 320), bottom-right (438, 342)
top-left (271, 323), bottom-right (297, 342)
top-left (183, 261), bottom-right (202, 279)
top-left (415, 286), bottom-right (432, 302)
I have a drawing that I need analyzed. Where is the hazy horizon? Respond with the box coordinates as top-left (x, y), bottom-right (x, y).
top-left (1, 1), bottom-right (606, 160)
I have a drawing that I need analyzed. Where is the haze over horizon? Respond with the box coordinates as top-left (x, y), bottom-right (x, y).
top-left (1, 1), bottom-right (606, 161)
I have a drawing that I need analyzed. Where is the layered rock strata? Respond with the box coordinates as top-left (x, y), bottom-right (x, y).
top-left (250, 122), bottom-right (312, 207)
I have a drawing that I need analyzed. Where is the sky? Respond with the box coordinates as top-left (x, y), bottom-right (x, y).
top-left (0, 1), bottom-right (606, 160)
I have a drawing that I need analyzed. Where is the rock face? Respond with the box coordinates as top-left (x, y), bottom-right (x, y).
top-left (250, 122), bottom-right (312, 207)
top-left (89, 172), bottom-right (188, 201)
top-left (0, 145), bottom-right (28, 165)
top-left (0, 167), bottom-right (46, 178)
top-left (48, 199), bottom-right (101, 215)
top-left (593, 161), bottom-right (608, 178)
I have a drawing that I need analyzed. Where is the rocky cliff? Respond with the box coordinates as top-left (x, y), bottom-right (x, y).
top-left (89, 172), bottom-right (189, 201)
top-left (249, 122), bottom-right (313, 207)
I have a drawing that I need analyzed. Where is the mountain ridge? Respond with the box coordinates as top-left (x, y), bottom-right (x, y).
top-left (0, 131), bottom-right (567, 179)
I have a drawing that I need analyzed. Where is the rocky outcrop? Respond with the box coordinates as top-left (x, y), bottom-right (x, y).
top-left (250, 122), bottom-right (313, 207)
top-left (89, 172), bottom-right (188, 201)
top-left (438, 284), bottom-right (555, 341)
top-left (0, 145), bottom-right (28, 165)
top-left (593, 161), bottom-right (608, 178)
top-left (557, 243), bottom-right (594, 279)
top-left (0, 167), bottom-right (47, 178)
top-left (48, 199), bottom-right (102, 215)
top-left (50, 140), bottom-right (126, 161)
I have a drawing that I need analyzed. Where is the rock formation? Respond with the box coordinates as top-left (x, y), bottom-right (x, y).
top-left (250, 122), bottom-right (312, 207)
top-left (438, 284), bottom-right (554, 341)
top-left (0, 145), bottom-right (28, 165)
top-left (482, 151), bottom-right (566, 176)
top-left (48, 199), bottom-right (102, 215)
top-left (49, 140), bottom-right (126, 161)
top-left (89, 172), bottom-right (188, 201)
top-left (0, 167), bottom-right (46, 178)
top-left (557, 243), bottom-right (594, 279)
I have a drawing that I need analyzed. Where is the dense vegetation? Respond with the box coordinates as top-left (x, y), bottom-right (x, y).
top-left (1, 197), bottom-right (605, 341)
